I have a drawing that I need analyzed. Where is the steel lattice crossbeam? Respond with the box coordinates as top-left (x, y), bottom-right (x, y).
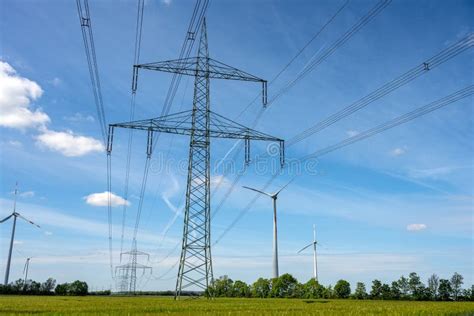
top-left (108, 19), bottom-right (284, 299)
top-left (110, 110), bottom-right (283, 142)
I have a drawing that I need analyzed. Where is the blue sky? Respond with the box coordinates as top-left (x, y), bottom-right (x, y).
top-left (1, 0), bottom-right (473, 291)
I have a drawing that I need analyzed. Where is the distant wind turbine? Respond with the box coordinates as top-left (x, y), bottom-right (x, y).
top-left (242, 177), bottom-right (295, 279)
top-left (23, 257), bottom-right (32, 290)
top-left (298, 224), bottom-right (319, 281)
top-left (0, 184), bottom-right (40, 285)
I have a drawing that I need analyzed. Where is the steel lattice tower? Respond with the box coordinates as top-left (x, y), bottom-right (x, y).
top-left (107, 19), bottom-right (284, 298)
top-left (115, 240), bottom-right (152, 294)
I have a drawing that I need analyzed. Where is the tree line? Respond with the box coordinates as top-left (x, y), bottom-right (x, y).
top-left (0, 278), bottom-right (94, 296)
top-left (206, 272), bottom-right (474, 301)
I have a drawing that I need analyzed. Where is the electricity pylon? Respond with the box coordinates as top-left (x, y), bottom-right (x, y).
top-left (1, 184), bottom-right (40, 285)
top-left (115, 240), bottom-right (152, 294)
top-left (242, 177), bottom-right (294, 279)
top-left (107, 19), bottom-right (284, 298)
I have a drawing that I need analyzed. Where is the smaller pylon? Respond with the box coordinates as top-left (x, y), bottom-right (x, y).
top-left (115, 240), bottom-right (152, 294)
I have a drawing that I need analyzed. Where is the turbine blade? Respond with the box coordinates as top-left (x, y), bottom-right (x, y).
top-left (297, 242), bottom-right (314, 254)
top-left (16, 213), bottom-right (40, 228)
top-left (0, 214), bottom-right (13, 223)
top-left (275, 175), bottom-right (297, 195)
top-left (242, 186), bottom-right (273, 197)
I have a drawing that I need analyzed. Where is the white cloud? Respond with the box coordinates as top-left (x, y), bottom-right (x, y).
top-left (63, 112), bottom-right (95, 123)
top-left (84, 191), bottom-right (130, 207)
top-left (36, 128), bottom-right (104, 157)
top-left (161, 0), bottom-right (172, 6)
top-left (13, 240), bottom-right (24, 245)
top-left (406, 223), bottom-right (427, 231)
top-left (0, 61), bottom-right (50, 129)
top-left (346, 130), bottom-right (359, 137)
top-left (44, 231), bottom-right (53, 236)
top-left (390, 147), bottom-right (407, 156)
top-left (1, 61), bottom-right (102, 158)
top-left (19, 191), bottom-right (35, 198)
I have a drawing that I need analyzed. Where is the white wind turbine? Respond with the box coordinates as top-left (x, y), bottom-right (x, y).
top-left (298, 224), bottom-right (319, 281)
top-left (242, 177), bottom-right (295, 279)
top-left (0, 184), bottom-right (40, 285)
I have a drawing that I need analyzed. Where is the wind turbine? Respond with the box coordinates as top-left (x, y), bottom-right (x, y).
top-left (23, 257), bottom-right (32, 290)
top-left (298, 224), bottom-right (319, 281)
top-left (242, 177), bottom-right (295, 279)
top-left (0, 184), bottom-right (40, 285)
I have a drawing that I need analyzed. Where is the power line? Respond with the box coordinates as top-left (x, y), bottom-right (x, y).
top-left (287, 32), bottom-right (474, 146)
top-left (211, 31), bottom-right (474, 220)
top-left (213, 85), bottom-right (474, 245)
top-left (301, 85), bottom-right (474, 160)
top-left (268, 0), bottom-right (392, 105)
top-left (235, 0), bottom-right (351, 119)
top-left (120, 0), bottom-right (146, 256)
top-left (76, 0), bottom-right (108, 144)
top-left (212, 1), bottom-right (360, 217)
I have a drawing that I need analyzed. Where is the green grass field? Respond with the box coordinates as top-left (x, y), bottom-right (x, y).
top-left (1, 296), bottom-right (473, 315)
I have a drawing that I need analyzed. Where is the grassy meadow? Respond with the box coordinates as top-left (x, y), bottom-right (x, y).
top-left (1, 296), bottom-right (474, 315)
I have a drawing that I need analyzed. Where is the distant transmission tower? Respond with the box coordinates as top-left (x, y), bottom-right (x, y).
top-left (115, 240), bottom-right (152, 294)
top-left (107, 19), bottom-right (284, 298)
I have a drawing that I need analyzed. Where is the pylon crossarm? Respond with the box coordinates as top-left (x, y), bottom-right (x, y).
top-left (135, 57), bottom-right (268, 105)
top-left (136, 57), bottom-right (264, 82)
top-left (110, 110), bottom-right (282, 142)
top-left (136, 57), bottom-right (198, 76)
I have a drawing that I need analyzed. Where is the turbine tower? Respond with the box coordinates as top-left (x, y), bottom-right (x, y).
top-left (242, 178), bottom-right (294, 279)
top-left (1, 184), bottom-right (40, 285)
top-left (107, 19), bottom-right (284, 298)
top-left (298, 224), bottom-right (319, 281)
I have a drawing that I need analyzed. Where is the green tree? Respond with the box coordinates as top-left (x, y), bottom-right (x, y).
top-left (370, 280), bottom-right (382, 299)
top-left (29, 281), bottom-right (41, 294)
top-left (323, 285), bottom-right (334, 299)
top-left (427, 274), bottom-right (439, 300)
top-left (270, 274), bottom-right (299, 298)
top-left (390, 281), bottom-right (401, 300)
top-left (353, 282), bottom-right (367, 299)
top-left (68, 280), bottom-right (88, 296)
top-left (438, 279), bottom-right (452, 301)
top-left (450, 272), bottom-right (463, 301)
top-left (398, 276), bottom-right (410, 298)
top-left (303, 278), bottom-right (325, 299)
top-left (210, 276), bottom-right (234, 297)
top-left (40, 278), bottom-right (56, 294)
top-left (55, 283), bottom-right (68, 295)
top-left (334, 280), bottom-right (351, 299)
top-left (380, 283), bottom-right (392, 300)
top-left (232, 280), bottom-right (250, 298)
top-left (251, 278), bottom-right (270, 298)
top-left (11, 279), bottom-right (24, 292)
top-left (408, 272), bottom-right (424, 300)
